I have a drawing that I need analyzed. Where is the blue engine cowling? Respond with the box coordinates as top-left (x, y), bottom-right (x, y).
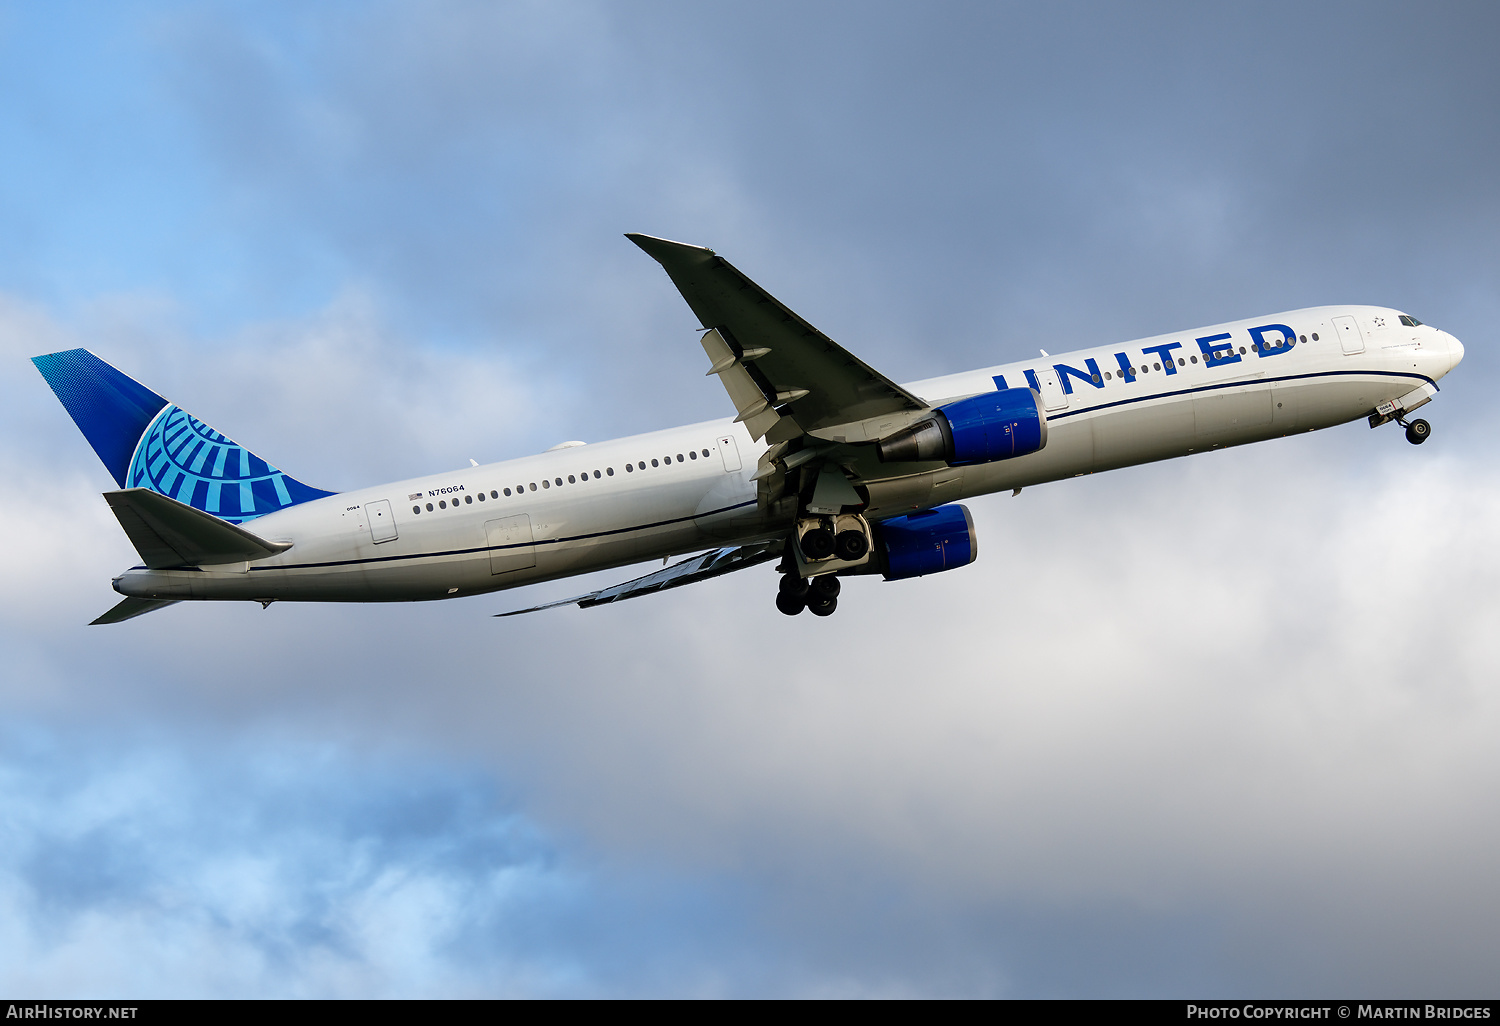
top-left (876, 387), bottom-right (1047, 466)
top-left (875, 504), bottom-right (978, 581)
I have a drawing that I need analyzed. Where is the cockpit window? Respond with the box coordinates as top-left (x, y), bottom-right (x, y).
top-left (1399, 314), bottom-right (1424, 327)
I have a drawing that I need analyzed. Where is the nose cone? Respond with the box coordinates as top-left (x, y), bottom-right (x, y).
top-left (1446, 332), bottom-right (1465, 373)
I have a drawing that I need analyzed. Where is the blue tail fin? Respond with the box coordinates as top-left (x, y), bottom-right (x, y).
top-left (33, 349), bottom-right (335, 523)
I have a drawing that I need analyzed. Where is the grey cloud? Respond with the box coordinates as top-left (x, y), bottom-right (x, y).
top-left (145, 2), bottom-right (1500, 398)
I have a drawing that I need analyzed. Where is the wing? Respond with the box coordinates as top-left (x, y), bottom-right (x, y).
top-left (627, 234), bottom-right (928, 443)
top-left (495, 541), bottom-right (783, 616)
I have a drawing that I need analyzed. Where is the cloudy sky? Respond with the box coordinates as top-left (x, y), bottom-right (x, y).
top-left (3, 0), bottom-right (1498, 997)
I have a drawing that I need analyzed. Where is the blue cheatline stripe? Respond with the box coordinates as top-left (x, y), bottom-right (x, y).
top-left (1044, 368), bottom-right (1435, 422)
top-left (227, 499), bottom-right (763, 573)
top-left (131, 366), bottom-right (1435, 571)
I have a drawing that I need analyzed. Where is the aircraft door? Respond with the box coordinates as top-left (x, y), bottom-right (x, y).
top-left (1333, 315), bottom-right (1365, 355)
top-left (486, 515), bottom-right (536, 575)
top-left (717, 434), bottom-right (742, 472)
top-left (364, 499), bottom-right (398, 543)
top-left (1037, 368), bottom-right (1068, 412)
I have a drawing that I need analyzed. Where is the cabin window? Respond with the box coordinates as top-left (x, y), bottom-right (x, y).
top-left (638, 462), bottom-right (646, 470)
top-left (477, 492), bottom-right (485, 501)
top-left (651, 459), bottom-right (659, 467)
top-left (1153, 362), bottom-right (1161, 371)
top-left (1239, 346), bottom-right (1246, 354)
top-left (426, 503), bottom-right (433, 512)
top-left (491, 490), bottom-right (498, 498)
top-left (439, 500), bottom-right (446, 508)
top-left (1312, 333), bottom-right (1319, 341)
top-left (689, 450), bottom-right (698, 459)
top-left (465, 494), bottom-right (472, 503)
top-left (412, 505), bottom-right (420, 514)
top-left (676, 454), bottom-right (684, 462)
top-left (702, 449), bottom-right (710, 458)
top-left (1178, 358), bottom-right (1186, 366)
top-left (542, 480), bottom-right (550, 489)
top-left (529, 483), bottom-right (536, 491)
top-left (568, 475), bottom-right (576, 484)
top-left (504, 488), bottom-right (511, 496)
top-left (1191, 355), bottom-right (1198, 363)
top-left (626, 464), bottom-right (634, 472)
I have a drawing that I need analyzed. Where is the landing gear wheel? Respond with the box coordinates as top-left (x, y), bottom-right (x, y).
top-left (779, 573), bottom-right (810, 598)
top-left (800, 527), bottom-right (835, 560)
top-left (808, 596), bottom-right (838, 617)
top-left (810, 575), bottom-right (841, 599)
top-left (834, 530), bottom-right (869, 561)
top-left (775, 591), bottom-right (806, 616)
top-left (1405, 418), bottom-right (1431, 445)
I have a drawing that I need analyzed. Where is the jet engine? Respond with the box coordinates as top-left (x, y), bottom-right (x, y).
top-left (876, 387), bottom-right (1046, 466)
top-left (874, 504), bottom-right (978, 581)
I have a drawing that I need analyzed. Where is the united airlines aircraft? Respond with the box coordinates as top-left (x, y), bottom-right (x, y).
top-left (32, 235), bottom-right (1465, 624)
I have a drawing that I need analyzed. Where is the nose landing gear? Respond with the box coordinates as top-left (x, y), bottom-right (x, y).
top-left (1369, 392), bottom-right (1435, 445)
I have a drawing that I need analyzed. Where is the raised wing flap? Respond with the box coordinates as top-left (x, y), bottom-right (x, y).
top-left (701, 329), bottom-right (781, 439)
top-left (495, 540), bottom-right (782, 616)
top-left (628, 234), bottom-right (927, 435)
top-left (104, 488), bottom-right (293, 569)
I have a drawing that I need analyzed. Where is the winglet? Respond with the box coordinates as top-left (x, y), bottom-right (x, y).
top-left (625, 233), bottom-right (713, 262)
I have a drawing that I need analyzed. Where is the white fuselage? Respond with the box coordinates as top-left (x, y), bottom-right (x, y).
top-left (113, 306), bottom-right (1464, 604)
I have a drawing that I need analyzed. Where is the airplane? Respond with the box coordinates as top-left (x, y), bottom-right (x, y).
top-left (32, 234), bottom-right (1465, 624)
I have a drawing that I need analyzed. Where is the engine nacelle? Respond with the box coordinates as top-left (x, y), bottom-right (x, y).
top-left (874, 504), bottom-right (978, 581)
top-left (876, 387), bottom-right (1047, 466)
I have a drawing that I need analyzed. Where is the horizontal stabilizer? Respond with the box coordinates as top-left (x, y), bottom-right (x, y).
top-left (91, 596), bottom-right (180, 625)
top-left (104, 487), bottom-right (292, 569)
top-left (496, 540), bottom-right (783, 616)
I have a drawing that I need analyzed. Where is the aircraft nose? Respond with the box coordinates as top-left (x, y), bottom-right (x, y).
top-left (1446, 332), bottom-right (1465, 372)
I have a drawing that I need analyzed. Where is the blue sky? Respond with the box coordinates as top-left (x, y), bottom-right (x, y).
top-left (3, 0), bottom-right (1499, 996)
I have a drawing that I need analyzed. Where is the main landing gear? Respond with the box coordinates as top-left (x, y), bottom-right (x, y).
top-left (776, 571), bottom-right (840, 617)
top-left (774, 511), bottom-right (873, 617)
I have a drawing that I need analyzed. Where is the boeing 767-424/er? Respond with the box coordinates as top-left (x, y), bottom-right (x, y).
top-left (33, 234), bottom-right (1464, 623)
